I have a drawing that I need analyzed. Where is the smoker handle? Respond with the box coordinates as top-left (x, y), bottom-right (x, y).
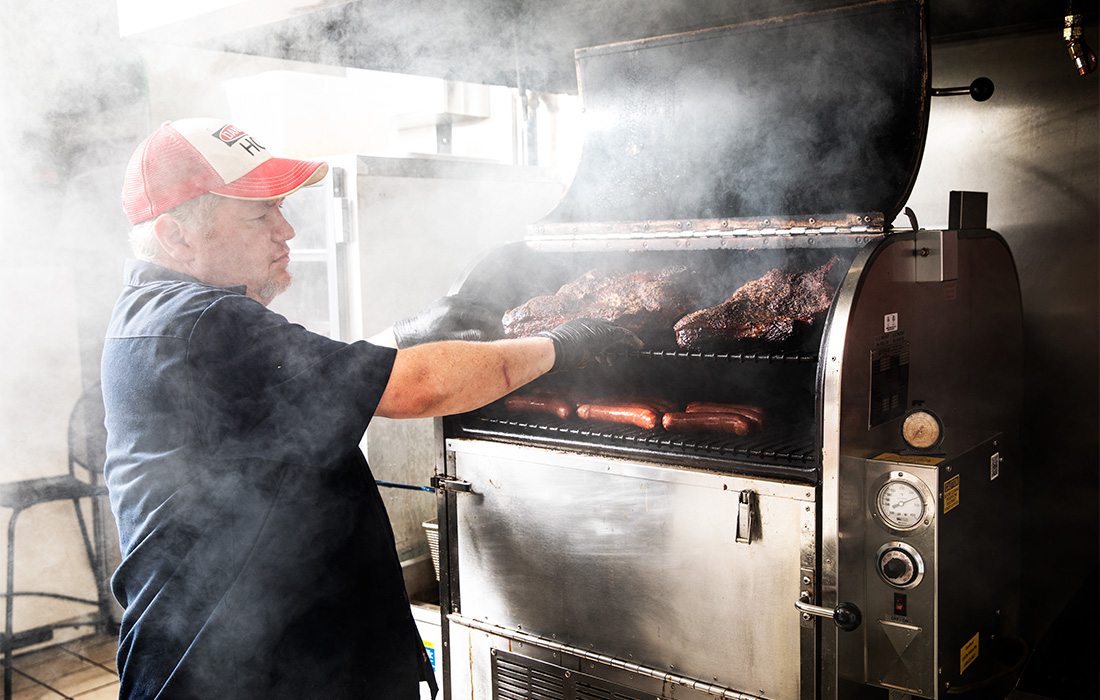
top-left (795, 592), bottom-right (862, 631)
top-left (930, 77), bottom-right (995, 102)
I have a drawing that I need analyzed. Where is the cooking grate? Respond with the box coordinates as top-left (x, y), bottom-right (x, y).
top-left (612, 349), bottom-right (818, 364)
top-left (460, 414), bottom-right (817, 481)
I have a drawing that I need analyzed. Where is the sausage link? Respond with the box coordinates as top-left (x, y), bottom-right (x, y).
top-left (684, 402), bottom-right (765, 429)
top-left (505, 395), bottom-right (573, 420)
top-left (662, 411), bottom-right (752, 436)
top-left (577, 404), bottom-right (659, 430)
top-left (586, 397), bottom-right (679, 414)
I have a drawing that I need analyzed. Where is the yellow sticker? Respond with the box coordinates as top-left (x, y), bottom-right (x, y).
top-left (943, 475), bottom-right (961, 514)
top-left (960, 632), bottom-right (979, 674)
top-left (873, 452), bottom-right (945, 466)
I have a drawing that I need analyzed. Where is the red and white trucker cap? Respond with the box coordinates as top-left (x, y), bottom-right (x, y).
top-left (121, 118), bottom-right (329, 224)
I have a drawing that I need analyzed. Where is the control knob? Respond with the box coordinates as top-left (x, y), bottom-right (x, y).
top-left (878, 545), bottom-right (923, 588)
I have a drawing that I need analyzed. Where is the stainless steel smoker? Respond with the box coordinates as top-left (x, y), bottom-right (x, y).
top-left (432, 2), bottom-right (1024, 698)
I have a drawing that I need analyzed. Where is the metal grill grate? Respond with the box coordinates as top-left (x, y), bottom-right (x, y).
top-left (461, 414), bottom-right (817, 480)
top-left (612, 349), bottom-right (818, 364)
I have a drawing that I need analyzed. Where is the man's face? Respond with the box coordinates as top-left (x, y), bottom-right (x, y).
top-left (185, 198), bottom-right (296, 306)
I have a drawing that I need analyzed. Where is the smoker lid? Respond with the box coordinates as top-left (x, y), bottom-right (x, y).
top-left (544, 0), bottom-right (929, 226)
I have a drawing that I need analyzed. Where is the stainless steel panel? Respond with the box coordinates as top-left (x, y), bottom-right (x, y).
top-left (839, 455), bottom-right (939, 697)
top-left (446, 439), bottom-right (814, 699)
top-left (913, 229), bottom-right (958, 282)
top-left (825, 230), bottom-right (1022, 697)
top-left (446, 618), bottom-right (768, 700)
top-left (838, 435), bottom-right (1021, 699)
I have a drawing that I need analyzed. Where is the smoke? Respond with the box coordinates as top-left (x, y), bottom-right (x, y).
top-left (547, 0), bottom-right (923, 224)
top-left (0, 0), bottom-right (918, 689)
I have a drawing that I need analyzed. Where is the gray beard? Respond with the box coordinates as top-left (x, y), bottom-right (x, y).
top-left (256, 274), bottom-right (291, 306)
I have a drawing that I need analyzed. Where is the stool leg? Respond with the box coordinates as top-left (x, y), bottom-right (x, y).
top-left (5, 508), bottom-right (21, 700)
top-left (70, 498), bottom-right (105, 633)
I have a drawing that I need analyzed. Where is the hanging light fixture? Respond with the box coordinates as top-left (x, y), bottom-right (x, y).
top-left (1064, 3), bottom-right (1097, 76)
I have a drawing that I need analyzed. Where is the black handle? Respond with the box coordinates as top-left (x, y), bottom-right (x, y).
top-left (931, 77), bottom-right (995, 102)
top-left (833, 602), bottom-right (863, 631)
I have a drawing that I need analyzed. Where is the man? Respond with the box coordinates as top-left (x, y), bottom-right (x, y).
top-left (102, 118), bottom-right (638, 699)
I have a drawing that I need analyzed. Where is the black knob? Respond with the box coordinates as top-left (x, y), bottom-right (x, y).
top-left (969, 77), bottom-right (995, 102)
top-left (883, 557), bottom-right (909, 580)
top-left (834, 602), bottom-right (863, 631)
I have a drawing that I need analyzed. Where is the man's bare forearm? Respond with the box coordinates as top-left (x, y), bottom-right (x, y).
top-left (374, 337), bottom-right (555, 419)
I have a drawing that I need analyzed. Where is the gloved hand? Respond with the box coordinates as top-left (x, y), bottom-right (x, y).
top-left (393, 296), bottom-right (503, 348)
top-left (536, 318), bottom-right (644, 372)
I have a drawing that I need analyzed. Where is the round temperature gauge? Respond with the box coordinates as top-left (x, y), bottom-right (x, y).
top-left (876, 480), bottom-right (926, 530)
top-left (901, 408), bottom-right (944, 451)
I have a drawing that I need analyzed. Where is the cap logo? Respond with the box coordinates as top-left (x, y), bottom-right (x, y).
top-left (211, 124), bottom-right (267, 156)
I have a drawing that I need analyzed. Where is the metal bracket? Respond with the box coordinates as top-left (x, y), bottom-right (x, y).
top-left (735, 490), bottom-right (756, 544)
top-left (914, 229), bottom-right (958, 283)
top-left (430, 475), bottom-right (473, 494)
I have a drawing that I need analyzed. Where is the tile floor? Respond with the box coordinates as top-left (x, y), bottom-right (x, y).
top-left (8, 634), bottom-right (118, 700)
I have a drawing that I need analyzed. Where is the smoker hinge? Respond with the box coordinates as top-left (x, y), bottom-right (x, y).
top-left (735, 490), bottom-right (756, 544)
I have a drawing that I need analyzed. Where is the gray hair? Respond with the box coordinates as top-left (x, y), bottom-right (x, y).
top-left (128, 194), bottom-right (223, 261)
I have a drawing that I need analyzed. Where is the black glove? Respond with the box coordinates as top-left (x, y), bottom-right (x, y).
top-left (393, 296), bottom-right (503, 348)
top-left (537, 318), bottom-right (644, 372)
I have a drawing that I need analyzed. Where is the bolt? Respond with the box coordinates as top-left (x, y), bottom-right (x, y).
top-left (803, 612), bottom-right (811, 621)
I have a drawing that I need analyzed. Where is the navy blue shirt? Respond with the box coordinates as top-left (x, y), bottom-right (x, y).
top-left (101, 260), bottom-right (434, 699)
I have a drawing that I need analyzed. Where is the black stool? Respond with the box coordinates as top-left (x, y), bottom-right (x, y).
top-left (1, 382), bottom-right (111, 699)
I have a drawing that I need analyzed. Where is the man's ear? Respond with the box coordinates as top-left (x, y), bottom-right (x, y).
top-left (152, 214), bottom-right (195, 262)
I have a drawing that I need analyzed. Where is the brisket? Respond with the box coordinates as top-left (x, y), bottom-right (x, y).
top-left (502, 267), bottom-right (695, 338)
top-left (674, 257), bottom-right (839, 349)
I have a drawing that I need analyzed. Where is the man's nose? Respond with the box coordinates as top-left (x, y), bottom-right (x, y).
top-left (272, 210), bottom-right (295, 242)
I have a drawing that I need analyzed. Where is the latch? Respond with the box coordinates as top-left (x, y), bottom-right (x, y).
top-left (735, 490), bottom-right (756, 544)
top-left (430, 475), bottom-right (473, 494)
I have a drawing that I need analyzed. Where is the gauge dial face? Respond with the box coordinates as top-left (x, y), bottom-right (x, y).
top-left (902, 409), bottom-right (943, 450)
top-left (877, 480), bottom-right (926, 529)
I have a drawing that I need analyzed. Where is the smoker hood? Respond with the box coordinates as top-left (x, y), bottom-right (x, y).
top-left (543, 0), bottom-right (929, 225)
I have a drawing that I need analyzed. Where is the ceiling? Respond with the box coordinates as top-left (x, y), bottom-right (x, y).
top-left (172, 0), bottom-right (1096, 92)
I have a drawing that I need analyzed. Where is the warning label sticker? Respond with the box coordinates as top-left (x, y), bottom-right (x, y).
top-left (960, 632), bottom-right (980, 674)
top-left (944, 475), bottom-right (961, 514)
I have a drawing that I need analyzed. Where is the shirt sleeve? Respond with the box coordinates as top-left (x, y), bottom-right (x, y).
top-left (186, 293), bottom-right (397, 466)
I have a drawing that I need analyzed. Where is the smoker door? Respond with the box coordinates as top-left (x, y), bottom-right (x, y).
top-left (444, 439), bottom-right (816, 699)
